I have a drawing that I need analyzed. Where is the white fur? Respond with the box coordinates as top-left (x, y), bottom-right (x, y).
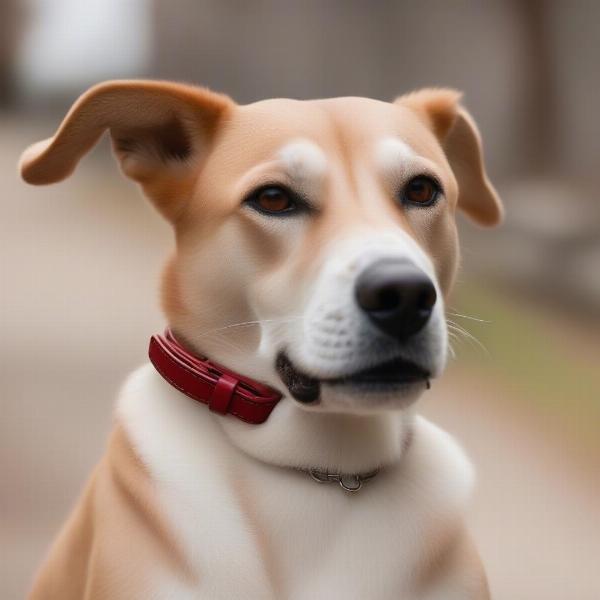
top-left (374, 137), bottom-right (443, 203)
top-left (118, 364), bottom-right (475, 599)
top-left (376, 137), bottom-right (442, 190)
top-left (277, 138), bottom-right (328, 198)
top-left (376, 137), bottom-right (418, 173)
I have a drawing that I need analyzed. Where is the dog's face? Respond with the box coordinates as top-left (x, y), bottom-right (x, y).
top-left (20, 81), bottom-right (501, 415)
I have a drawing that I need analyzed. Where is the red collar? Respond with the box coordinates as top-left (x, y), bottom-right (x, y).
top-left (148, 330), bottom-right (282, 424)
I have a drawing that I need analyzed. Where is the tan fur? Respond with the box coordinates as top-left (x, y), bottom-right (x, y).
top-left (414, 521), bottom-right (490, 599)
top-left (400, 88), bottom-right (463, 140)
top-left (160, 254), bottom-right (187, 320)
top-left (20, 80), bottom-right (233, 220)
top-left (21, 80), bottom-right (500, 599)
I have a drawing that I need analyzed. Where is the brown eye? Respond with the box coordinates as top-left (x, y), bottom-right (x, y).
top-left (245, 185), bottom-right (309, 216)
top-left (402, 176), bottom-right (440, 206)
top-left (256, 187), bottom-right (292, 212)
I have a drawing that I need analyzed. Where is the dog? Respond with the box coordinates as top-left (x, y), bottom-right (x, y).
top-left (20, 80), bottom-right (502, 599)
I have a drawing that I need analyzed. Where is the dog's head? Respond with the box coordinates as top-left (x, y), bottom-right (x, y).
top-left (20, 81), bottom-right (501, 415)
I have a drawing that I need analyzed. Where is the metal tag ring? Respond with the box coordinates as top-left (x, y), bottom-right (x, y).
top-left (339, 475), bottom-right (362, 492)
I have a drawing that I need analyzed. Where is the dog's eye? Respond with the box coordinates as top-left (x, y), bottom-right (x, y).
top-left (401, 176), bottom-right (440, 207)
top-left (245, 185), bottom-right (305, 216)
top-left (256, 187), bottom-right (293, 212)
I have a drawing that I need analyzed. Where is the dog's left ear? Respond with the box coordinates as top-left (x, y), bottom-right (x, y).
top-left (397, 89), bottom-right (503, 226)
top-left (19, 80), bottom-right (235, 220)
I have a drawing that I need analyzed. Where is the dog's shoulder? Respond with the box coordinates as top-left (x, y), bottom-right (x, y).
top-left (398, 418), bottom-right (487, 599)
top-left (28, 418), bottom-right (197, 600)
top-left (406, 416), bottom-right (476, 514)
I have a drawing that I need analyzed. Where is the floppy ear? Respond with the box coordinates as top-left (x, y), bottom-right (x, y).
top-left (19, 79), bottom-right (234, 220)
top-left (397, 88), bottom-right (503, 227)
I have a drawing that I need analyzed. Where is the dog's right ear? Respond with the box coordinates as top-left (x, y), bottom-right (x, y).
top-left (19, 80), bottom-right (234, 220)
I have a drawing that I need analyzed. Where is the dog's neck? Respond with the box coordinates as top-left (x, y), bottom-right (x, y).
top-left (173, 329), bottom-right (416, 475)
top-left (218, 400), bottom-right (416, 475)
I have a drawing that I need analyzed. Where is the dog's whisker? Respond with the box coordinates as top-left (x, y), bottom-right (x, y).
top-left (199, 316), bottom-right (305, 338)
top-left (198, 330), bottom-right (246, 354)
top-left (446, 321), bottom-right (490, 356)
top-left (447, 330), bottom-right (460, 357)
top-left (447, 311), bottom-right (491, 324)
top-left (447, 339), bottom-right (457, 359)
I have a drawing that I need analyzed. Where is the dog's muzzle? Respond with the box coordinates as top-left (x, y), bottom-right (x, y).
top-left (275, 258), bottom-right (436, 405)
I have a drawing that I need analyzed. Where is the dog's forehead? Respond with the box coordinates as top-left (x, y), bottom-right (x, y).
top-left (217, 96), bottom-right (442, 164)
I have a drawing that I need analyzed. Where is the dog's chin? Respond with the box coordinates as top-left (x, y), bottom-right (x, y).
top-left (321, 380), bottom-right (427, 414)
top-left (275, 352), bottom-right (431, 414)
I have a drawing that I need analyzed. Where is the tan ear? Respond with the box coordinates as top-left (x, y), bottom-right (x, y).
top-left (398, 88), bottom-right (503, 227)
top-left (19, 79), bottom-right (234, 219)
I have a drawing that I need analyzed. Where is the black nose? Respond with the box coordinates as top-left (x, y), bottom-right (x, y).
top-left (355, 258), bottom-right (437, 340)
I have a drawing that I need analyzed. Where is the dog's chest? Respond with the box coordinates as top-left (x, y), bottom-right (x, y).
top-left (156, 454), bottom-right (441, 599)
top-left (118, 365), bottom-right (474, 599)
top-left (240, 466), bottom-right (443, 599)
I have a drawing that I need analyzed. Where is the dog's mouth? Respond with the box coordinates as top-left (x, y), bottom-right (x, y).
top-left (275, 352), bottom-right (430, 404)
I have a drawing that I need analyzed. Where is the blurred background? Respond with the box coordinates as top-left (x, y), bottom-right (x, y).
top-left (1, 1), bottom-right (599, 598)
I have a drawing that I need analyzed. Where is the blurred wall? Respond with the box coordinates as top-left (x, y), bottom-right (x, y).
top-left (152, 0), bottom-right (524, 180)
top-left (15, 0), bottom-right (151, 101)
top-left (0, 0), bottom-right (26, 106)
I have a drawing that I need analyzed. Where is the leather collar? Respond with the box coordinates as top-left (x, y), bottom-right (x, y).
top-left (149, 330), bottom-right (282, 424)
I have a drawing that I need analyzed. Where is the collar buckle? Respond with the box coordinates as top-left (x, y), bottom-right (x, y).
top-left (149, 329), bottom-right (282, 424)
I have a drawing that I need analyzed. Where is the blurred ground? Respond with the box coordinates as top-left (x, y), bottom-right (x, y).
top-left (2, 115), bottom-right (599, 600)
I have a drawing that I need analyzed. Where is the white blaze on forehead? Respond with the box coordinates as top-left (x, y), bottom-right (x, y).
top-left (277, 138), bottom-right (327, 196)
